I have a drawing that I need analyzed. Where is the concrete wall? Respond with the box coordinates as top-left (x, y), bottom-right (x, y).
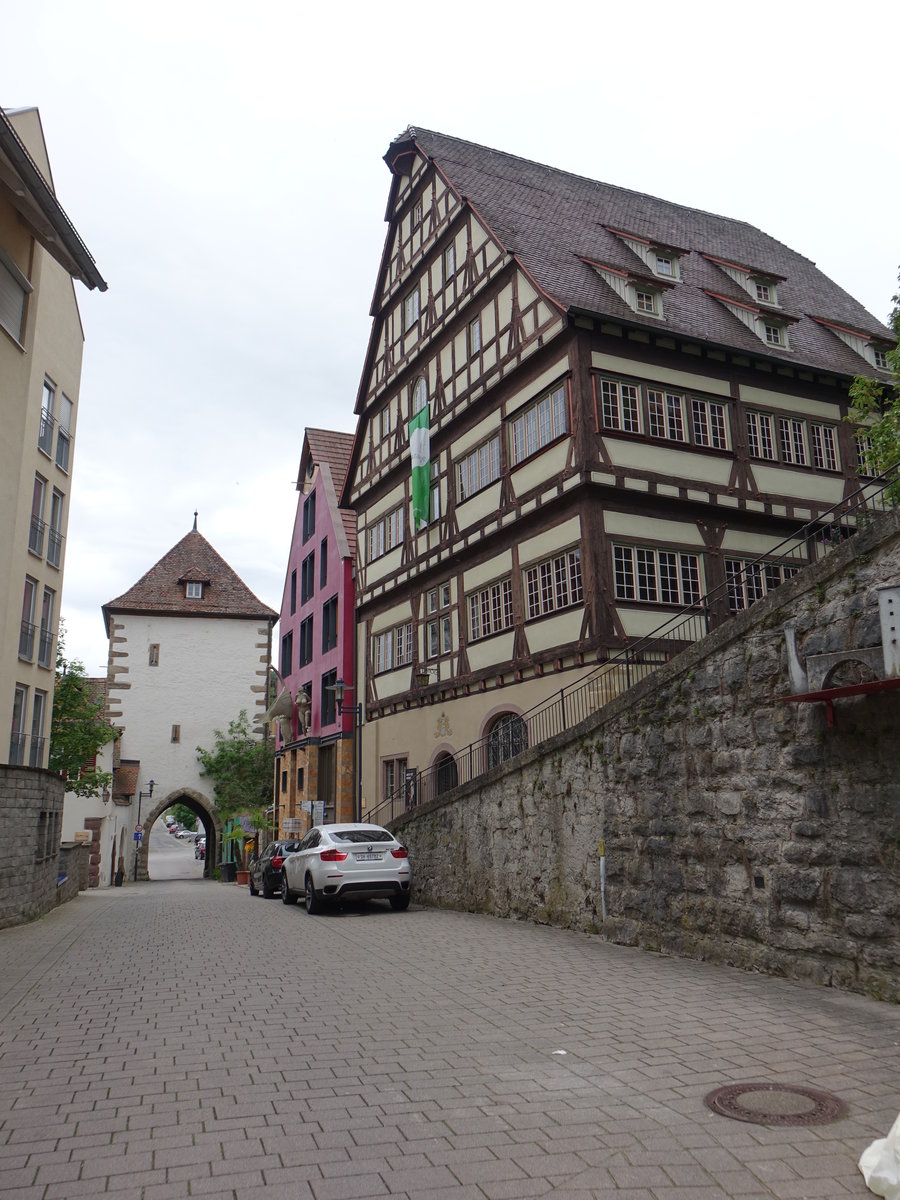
top-left (396, 509), bottom-right (900, 1002)
top-left (0, 766), bottom-right (87, 927)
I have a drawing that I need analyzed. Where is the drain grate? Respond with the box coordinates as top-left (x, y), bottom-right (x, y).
top-left (704, 1082), bottom-right (847, 1127)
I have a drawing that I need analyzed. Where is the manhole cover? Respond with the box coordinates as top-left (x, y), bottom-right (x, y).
top-left (704, 1083), bottom-right (846, 1127)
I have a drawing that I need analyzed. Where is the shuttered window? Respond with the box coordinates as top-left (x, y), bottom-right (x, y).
top-left (0, 251), bottom-right (30, 344)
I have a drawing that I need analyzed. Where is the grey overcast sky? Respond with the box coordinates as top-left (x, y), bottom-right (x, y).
top-left (3, 0), bottom-right (898, 674)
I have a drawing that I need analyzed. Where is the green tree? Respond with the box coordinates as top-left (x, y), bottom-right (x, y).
top-left (49, 624), bottom-right (118, 797)
top-left (171, 804), bottom-right (197, 831)
top-left (196, 710), bottom-right (273, 822)
top-left (848, 269), bottom-right (900, 489)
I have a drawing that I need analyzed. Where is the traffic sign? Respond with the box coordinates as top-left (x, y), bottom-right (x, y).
top-left (133, 831), bottom-right (142, 842)
top-left (135, 824), bottom-right (143, 834)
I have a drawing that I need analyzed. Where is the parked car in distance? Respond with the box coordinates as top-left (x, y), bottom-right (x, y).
top-left (164, 815), bottom-right (176, 828)
top-left (194, 837), bottom-right (206, 860)
top-left (177, 828), bottom-right (197, 840)
top-left (249, 841), bottom-right (303, 899)
top-left (168, 823), bottom-right (180, 835)
top-left (280, 823), bottom-right (411, 914)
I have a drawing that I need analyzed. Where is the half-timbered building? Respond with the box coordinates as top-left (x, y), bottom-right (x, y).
top-left (342, 127), bottom-right (894, 815)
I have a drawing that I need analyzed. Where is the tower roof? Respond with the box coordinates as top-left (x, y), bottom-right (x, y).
top-left (103, 528), bottom-right (277, 634)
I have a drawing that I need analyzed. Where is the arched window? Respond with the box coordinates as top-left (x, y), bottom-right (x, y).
top-left (434, 752), bottom-right (459, 797)
top-left (411, 377), bottom-right (428, 418)
top-left (486, 713), bottom-right (528, 770)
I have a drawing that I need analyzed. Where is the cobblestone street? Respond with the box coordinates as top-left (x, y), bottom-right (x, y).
top-left (0, 881), bottom-right (897, 1199)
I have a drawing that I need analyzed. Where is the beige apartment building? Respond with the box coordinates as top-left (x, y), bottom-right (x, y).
top-left (342, 128), bottom-right (893, 817)
top-left (1, 106), bottom-right (106, 768)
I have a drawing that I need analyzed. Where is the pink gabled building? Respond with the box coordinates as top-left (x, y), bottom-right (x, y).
top-left (275, 429), bottom-right (358, 834)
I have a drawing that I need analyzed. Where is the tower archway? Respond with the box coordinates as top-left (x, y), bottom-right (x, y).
top-left (137, 788), bottom-right (223, 881)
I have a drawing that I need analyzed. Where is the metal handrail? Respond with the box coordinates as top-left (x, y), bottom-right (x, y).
top-left (367, 463), bottom-right (900, 827)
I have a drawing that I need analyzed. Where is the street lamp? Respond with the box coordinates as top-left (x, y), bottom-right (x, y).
top-left (328, 679), bottom-right (362, 823)
top-left (133, 778), bottom-right (155, 882)
top-left (415, 665), bottom-right (433, 689)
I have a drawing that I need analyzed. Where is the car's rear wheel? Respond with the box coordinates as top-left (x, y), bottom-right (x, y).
top-left (304, 874), bottom-right (323, 915)
top-left (389, 893), bottom-right (410, 911)
top-left (262, 874), bottom-right (275, 900)
top-left (281, 872), bottom-right (298, 905)
top-left (249, 876), bottom-right (259, 897)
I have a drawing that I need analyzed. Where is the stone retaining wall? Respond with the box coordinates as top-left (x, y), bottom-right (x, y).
top-left (397, 509), bottom-right (900, 1002)
top-left (0, 766), bottom-right (79, 928)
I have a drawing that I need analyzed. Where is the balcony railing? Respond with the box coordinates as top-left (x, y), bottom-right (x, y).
top-left (55, 430), bottom-right (70, 472)
top-left (28, 517), bottom-right (45, 557)
top-left (18, 621), bottom-right (36, 660)
top-left (37, 409), bottom-right (54, 455)
top-left (37, 627), bottom-right (53, 668)
top-left (8, 733), bottom-right (26, 767)
top-left (367, 463), bottom-right (900, 828)
top-left (28, 736), bottom-right (46, 769)
top-left (47, 527), bottom-right (63, 568)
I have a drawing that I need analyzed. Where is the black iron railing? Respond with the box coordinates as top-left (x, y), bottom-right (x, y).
top-left (367, 464), bottom-right (900, 828)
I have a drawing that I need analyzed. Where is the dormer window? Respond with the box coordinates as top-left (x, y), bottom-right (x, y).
top-left (764, 323), bottom-right (783, 346)
top-left (186, 581), bottom-right (202, 599)
top-left (874, 348), bottom-right (889, 370)
top-left (634, 287), bottom-right (661, 316)
top-left (655, 255), bottom-right (674, 277)
top-left (755, 282), bottom-right (775, 304)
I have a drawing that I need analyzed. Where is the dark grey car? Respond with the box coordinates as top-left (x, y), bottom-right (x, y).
top-left (249, 841), bottom-right (303, 898)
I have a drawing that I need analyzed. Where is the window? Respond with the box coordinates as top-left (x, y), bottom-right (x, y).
top-left (19, 578), bottom-right (37, 660)
top-left (47, 489), bottom-right (64, 568)
top-left (746, 411), bottom-right (776, 460)
top-left (810, 423), bottom-right (839, 471)
top-left (635, 289), bottom-right (658, 314)
top-left (29, 475), bottom-right (46, 556)
top-left (297, 767), bottom-right (304, 791)
top-left (444, 244), bottom-right (455, 277)
top-left (299, 616), bottom-right (313, 666)
top-left (487, 713), bottom-right (528, 769)
top-left (30, 691), bottom-right (46, 768)
top-left (302, 492), bottom-right (316, 543)
top-left (319, 539), bottom-right (328, 587)
top-left (56, 395), bottom-right (73, 472)
top-left (290, 570), bottom-right (297, 616)
top-left (524, 548), bottom-right (583, 619)
top-left (457, 434), bottom-right (500, 501)
top-left (647, 389), bottom-right (685, 442)
top-left (469, 315), bottom-right (482, 354)
top-left (301, 552), bottom-right (315, 603)
top-left (430, 462), bottom-right (441, 525)
top-left (149, 643), bottom-right (159, 667)
top-left (690, 398), bottom-right (728, 449)
top-left (655, 255), bottom-right (674, 277)
top-left (599, 378), bottom-right (640, 433)
top-left (411, 376), bottom-right (428, 417)
top-left (856, 432), bottom-right (875, 476)
top-left (38, 380), bottom-right (55, 455)
top-left (373, 622), bottom-right (413, 673)
top-left (764, 323), bottom-right (783, 346)
top-left (383, 756), bottom-right (408, 801)
top-left (322, 596), bottom-right (338, 652)
top-left (9, 685), bottom-right (27, 766)
top-left (413, 199), bottom-right (422, 225)
top-left (613, 545), bottom-right (701, 606)
top-left (435, 753), bottom-right (459, 796)
top-left (321, 669), bottom-right (337, 727)
top-left (37, 588), bottom-right (54, 668)
top-left (171, 725), bottom-right (181, 744)
top-left (426, 585), bottom-right (452, 659)
top-left (874, 348), bottom-right (889, 370)
top-left (755, 282), bottom-right (772, 303)
top-left (404, 288), bottom-right (420, 331)
top-left (510, 383), bottom-right (567, 466)
top-left (0, 249), bottom-right (30, 342)
top-left (778, 417), bottom-right (807, 466)
top-left (725, 558), bottom-right (798, 612)
top-left (281, 630), bottom-right (293, 676)
top-left (185, 581), bottom-right (202, 599)
top-left (379, 406), bottom-right (392, 439)
top-left (367, 505), bottom-right (404, 561)
top-left (468, 577), bottom-right (513, 641)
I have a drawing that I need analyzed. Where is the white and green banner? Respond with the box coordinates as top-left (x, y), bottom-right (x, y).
top-left (409, 404), bottom-right (430, 531)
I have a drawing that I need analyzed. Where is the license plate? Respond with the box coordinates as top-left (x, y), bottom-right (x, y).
top-left (355, 852), bottom-right (382, 862)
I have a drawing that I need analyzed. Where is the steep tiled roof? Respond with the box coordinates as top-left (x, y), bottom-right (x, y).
top-left (103, 528), bottom-right (277, 633)
top-left (391, 128), bottom-right (892, 378)
top-left (303, 429), bottom-right (357, 557)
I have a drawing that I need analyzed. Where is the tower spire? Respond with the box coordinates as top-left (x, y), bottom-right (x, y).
top-left (192, 511), bottom-right (198, 531)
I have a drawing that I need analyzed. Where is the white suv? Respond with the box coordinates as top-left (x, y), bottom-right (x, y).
top-left (281, 823), bottom-right (412, 914)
